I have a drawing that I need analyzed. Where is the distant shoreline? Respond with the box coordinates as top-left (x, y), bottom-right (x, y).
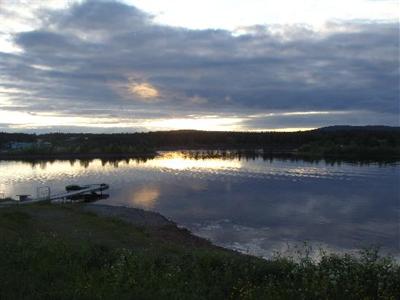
top-left (0, 152), bottom-right (157, 161)
top-left (0, 126), bottom-right (398, 162)
top-left (0, 149), bottom-right (398, 163)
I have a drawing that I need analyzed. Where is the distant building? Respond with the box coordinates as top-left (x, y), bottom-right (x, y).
top-left (7, 142), bottom-right (35, 150)
top-left (4, 141), bottom-right (52, 150)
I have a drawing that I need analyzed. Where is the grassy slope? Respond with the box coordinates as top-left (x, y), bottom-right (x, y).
top-left (0, 204), bottom-right (399, 300)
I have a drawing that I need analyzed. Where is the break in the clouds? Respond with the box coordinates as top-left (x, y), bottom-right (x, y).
top-left (0, 0), bottom-right (398, 132)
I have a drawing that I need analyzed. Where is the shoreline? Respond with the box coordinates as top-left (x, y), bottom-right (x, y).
top-left (0, 200), bottom-right (223, 250)
top-left (0, 152), bottom-right (157, 161)
top-left (81, 203), bottom-right (222, 249)
top-left (0, 149), bottom-right (398, 163)
top-left (0, 201), bottom-right (228, 251)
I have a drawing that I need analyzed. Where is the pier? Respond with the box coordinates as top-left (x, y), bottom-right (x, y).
top-left (0, 183), bottom-right (109, 206)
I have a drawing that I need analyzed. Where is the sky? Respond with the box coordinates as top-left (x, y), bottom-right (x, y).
top-left (0, 0), bottom-right (398, 132)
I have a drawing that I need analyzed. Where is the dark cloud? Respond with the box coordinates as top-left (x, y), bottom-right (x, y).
top-left (0, 0), bottom-right (398, 130)
top-left (54, 0), bottom-right (151, 31)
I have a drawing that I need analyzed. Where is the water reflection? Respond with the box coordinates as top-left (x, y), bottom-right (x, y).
top-left (145, 152), bottom-right (242, 170)
top-left (0, 151), bottom-right (398, 258)
top-left (131, 186), bottom-right (160, 209)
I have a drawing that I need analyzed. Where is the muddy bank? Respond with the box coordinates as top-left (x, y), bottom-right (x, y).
top-left (82, 204), bottom-right (174, 227)
top-left (81, 203), bottom-right (216, 248)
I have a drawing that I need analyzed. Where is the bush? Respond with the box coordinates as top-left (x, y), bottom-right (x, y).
top-left (0, 234), bottom-right (398, 299)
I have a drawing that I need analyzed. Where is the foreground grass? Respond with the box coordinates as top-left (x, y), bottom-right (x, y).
top-left (0, 205), bottom-right (399, 299)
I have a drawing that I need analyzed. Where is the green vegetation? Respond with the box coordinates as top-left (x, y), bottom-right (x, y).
top-left (0, 204), bottom-right (398, 299)
top-left (0, 126), bottom-right (399, 160)
top-left (297, 129), bottom-right (400, 158)
top-left (1, 140), bottom-right (155, 156)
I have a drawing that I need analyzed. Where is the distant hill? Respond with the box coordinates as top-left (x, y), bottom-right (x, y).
top-left (316, 125), bottom-right (400, 132)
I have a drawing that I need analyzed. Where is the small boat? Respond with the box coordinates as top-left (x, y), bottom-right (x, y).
top-left (65, 183), bottom-right (109, 192)
top-left (65, 185), bottom-right (84, 191)
top-left (68, 193), bottom-right (109, 203)
top-left (62, 183), bottom-right (110, 203)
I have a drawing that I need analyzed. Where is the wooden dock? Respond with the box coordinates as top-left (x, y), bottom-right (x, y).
top-left (49, 184), bottom-right (109, 203)
top-left (0, 184), bottom-right (109, 206)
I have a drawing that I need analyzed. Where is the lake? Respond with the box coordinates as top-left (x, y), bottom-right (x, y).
top-left (1, 151), bottom-right (399, 259)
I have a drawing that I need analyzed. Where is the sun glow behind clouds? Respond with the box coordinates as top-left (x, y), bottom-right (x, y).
top-left (0, 109), bottom-right (344, 132)
top-left (146, 117), bottom-right (244, 131)
top-left (129, 82), bottom-right (159, 99)
top-left (0, 109), bottom-right (244, 131)
top-left (261, 127), bottom-right (316, 132)
top-left (0, 110), bottom-right (128, 129)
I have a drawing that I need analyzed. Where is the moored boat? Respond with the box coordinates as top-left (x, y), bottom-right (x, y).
top-left (65, 183), bottom-right (109, 192)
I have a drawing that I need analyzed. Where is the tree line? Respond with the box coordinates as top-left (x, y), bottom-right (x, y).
top-left (0, 126), bottom-right (399, 158)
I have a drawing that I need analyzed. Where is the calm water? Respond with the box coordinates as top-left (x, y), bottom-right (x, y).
top-left (1, 151), bottom-right (399, 258)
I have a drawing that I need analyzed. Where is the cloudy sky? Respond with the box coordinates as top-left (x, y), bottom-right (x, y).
top-left (0, 0), bottom-right (398, 132)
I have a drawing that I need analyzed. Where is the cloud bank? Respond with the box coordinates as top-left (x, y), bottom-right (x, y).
top-left (0, 0), bottom-right (398, 132)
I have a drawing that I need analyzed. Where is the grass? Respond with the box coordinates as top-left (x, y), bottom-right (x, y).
top-left (0, 204), bottom-right (399, 299)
